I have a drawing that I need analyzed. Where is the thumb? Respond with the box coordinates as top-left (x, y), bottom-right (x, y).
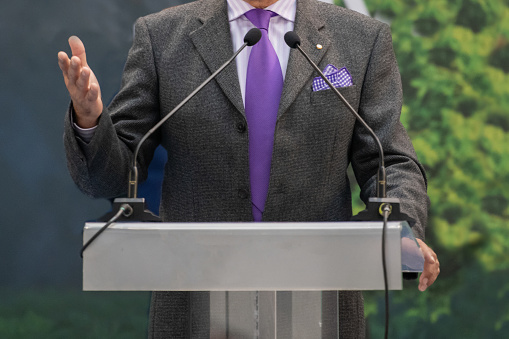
top-left (68, 36), bottom-right (88, 66)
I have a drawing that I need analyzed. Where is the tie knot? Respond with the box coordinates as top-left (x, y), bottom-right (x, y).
top-left (244, 9), bottom-right (276, 31)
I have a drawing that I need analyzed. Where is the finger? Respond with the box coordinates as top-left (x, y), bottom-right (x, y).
top-left (68, 36), bottom-right (88, 66)
top-left (414, 239), bottom-right (440, 292)
top-left (418, 276), bottom-right (428, 292)
top-left (76, 67), bottom-right (91, 92)
top-left (87, 82), bottom-right (100, 102)
top-left (419, 265), bottom-right (433, 292)
top-left (419, 270), bottom-right (439, 291)
top-left (57, 51), bottom-right (70, 74)
top-left (419, 259), bottom-right (440, 292)
top-left (429, 258), bottom-right (440, 283)
top-left (68, 56), bottom-right (82, 84)
top-left (58, 52), bottom-right (71, 87)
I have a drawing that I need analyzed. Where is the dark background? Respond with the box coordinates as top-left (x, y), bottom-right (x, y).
top-left (1, 0), bottom-right (186, 288)
top-left (1, 2), bottom-right (185, 336)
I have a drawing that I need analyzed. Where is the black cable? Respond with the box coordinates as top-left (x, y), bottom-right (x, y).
top-left (80, 204), bottom-right (133, 258)
top-left (382, 204), bottom-right (391, 339)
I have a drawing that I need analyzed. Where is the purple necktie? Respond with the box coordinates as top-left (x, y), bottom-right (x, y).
top-left (244, 9), bottom-right (283, 221)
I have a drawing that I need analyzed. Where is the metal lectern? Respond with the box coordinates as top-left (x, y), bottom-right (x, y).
top-left (83, 221), bottom-right (423, 338)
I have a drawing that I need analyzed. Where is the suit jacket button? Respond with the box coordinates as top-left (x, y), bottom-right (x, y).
top-left (237, 122), bottom-right (246, 133)
top-left (238, 189), bottom-right (249, 199)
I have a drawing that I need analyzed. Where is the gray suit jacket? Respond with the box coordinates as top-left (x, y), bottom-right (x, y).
top-left (64, 0), bottom-right (429, 337)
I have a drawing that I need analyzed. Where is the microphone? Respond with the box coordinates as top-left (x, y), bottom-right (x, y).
top-left (283, 31), bottom-right (300, 48)
top-left (86, 29), bottom-right (262, 252)
top-left (244, 28), bottom-right (263, 46)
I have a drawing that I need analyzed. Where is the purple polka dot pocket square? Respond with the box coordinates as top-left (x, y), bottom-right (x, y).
top-left (312, 64), bottom-right (353, 92)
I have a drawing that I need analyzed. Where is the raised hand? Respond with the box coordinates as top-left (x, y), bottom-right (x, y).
top-left (58, 36), bottom-right (103, 128)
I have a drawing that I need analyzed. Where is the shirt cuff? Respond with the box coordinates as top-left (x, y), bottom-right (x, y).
top-left (70, 109), bottom-right (97, 143)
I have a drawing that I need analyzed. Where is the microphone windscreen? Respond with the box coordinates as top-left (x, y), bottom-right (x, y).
top-left (284, 31), bottom-right (301, 48)
top-left (244, 28), bottom-right (262, 46)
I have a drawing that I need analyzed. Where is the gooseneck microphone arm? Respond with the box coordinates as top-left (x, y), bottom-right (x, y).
top-left (284, 31), bottom-right (386, 198)
top-left (284, 31), bottom-right (416, 339)
top-left (128, 28), bottom-right (262, 198)
top-left (83, 29), bottom-right (262, 255)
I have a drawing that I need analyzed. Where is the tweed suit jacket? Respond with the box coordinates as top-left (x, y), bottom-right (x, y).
top-left (64, 0), bottom-right (429, 337)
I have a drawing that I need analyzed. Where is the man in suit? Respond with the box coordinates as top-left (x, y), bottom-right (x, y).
top-left (58, 0), bottom-right (439, 337)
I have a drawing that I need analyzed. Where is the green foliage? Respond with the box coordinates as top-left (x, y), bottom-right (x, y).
top-left (339, 0), bottom-right (509, 337)
top-left (0, 289), bottom-right (150, 339)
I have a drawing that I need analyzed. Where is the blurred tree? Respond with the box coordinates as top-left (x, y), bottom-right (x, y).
top-left (337, 0), bottom-right (509, 337)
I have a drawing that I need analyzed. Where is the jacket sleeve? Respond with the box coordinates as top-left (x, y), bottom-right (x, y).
top-left (63, 17), bottom-right (161, 199)
top-left (350, 23), bottom-right (430, 240)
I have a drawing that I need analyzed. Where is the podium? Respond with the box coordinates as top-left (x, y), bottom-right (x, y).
top-left (83, 221), bottom-right (423, 337)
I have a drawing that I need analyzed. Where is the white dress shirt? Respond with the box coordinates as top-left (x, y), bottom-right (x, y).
top-left (74, 0), bottom-right (297, 142)
top-left (227, 0), bottom-right (296, 104)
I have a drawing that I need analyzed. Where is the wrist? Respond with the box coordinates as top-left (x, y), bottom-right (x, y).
top-left (75, 115), bottom-right (99, 129)
top-left (71, 103), bottom-right (101, 129)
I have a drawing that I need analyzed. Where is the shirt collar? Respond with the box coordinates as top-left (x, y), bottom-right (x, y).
top-left (227, 0), bottom-right (296, 22)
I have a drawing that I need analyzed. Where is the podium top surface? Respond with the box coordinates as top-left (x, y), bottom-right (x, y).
top-left (84, 221), bottom-right (408, 231)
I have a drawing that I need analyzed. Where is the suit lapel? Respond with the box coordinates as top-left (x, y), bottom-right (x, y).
top-left (189, 0), bottom-right (330, 119)
top-left (278, 0), bottom-right (330, 119)
top-left (190, 0), bottom-right (245, 116)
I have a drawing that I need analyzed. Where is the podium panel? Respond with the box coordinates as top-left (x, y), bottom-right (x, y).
top-left (209, 291), bottom-right (333, 338)
top-left (83, 221), bottom-right (422, 291)
top-left (83, 221), bottom-right (423, 338)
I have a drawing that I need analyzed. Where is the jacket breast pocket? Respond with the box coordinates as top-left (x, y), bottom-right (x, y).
top-left (310, 84), bottom-right (359, 109)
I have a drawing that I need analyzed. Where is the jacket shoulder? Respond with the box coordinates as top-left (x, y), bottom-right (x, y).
top-left (134, 0), bottom-right (227, 41)
top-left (315, 2), bottom-right (387, 36)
